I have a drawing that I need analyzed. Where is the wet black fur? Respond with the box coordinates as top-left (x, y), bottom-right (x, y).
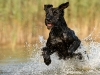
top-left (42, 2), bottom-right (82, 66)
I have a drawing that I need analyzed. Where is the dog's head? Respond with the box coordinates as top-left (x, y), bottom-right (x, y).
top-left (44, 2), bottom-right (69, 30)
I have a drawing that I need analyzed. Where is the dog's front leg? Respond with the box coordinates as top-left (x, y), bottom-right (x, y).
top-left (42, 47), bottom-right (51, 65)
top-left (68, 37), bottom-right (81, 55)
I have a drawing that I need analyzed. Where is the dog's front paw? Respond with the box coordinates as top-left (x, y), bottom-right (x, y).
top-left (42, 48), bottom-right (51, 65)
top-left (43, 52), bottom-right (51, 65)
top-left (44, 57), bottom-right (51, 66)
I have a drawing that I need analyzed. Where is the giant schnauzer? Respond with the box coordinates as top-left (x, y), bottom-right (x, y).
top-left (42, 2), bottom-right (82, 66)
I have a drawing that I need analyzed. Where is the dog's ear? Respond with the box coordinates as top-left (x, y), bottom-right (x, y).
top-left (58, 2), bottom-right (69, 10)
top-left (44, 4), bottom-right (53, 11)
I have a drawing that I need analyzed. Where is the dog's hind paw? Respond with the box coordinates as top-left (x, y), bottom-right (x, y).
top-left (77, 53), bottom-right (83, 60)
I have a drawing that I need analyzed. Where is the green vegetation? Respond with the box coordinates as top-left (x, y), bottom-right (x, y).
top-left (0, 0), bottom-right (100, 47)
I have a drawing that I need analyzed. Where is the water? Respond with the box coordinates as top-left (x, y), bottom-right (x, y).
top-left (0, 34), bottom-right (100, 75)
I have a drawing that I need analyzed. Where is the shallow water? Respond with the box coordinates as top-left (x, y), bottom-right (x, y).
top-left (0, 35), bottom-right (100, 75)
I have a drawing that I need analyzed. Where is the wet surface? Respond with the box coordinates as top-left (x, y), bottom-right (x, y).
top-left (0, 36), bottom-right (100, 75)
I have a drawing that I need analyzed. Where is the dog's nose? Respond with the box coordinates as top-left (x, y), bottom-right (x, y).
top-left (46, 18), bottom-right (50, 21)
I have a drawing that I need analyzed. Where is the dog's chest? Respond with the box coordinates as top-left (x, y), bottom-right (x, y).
top-left (50, 35), bottom-right (63, 45)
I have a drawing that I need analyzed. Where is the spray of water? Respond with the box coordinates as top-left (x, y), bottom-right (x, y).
top-left (0, 26), bottom-right (100, 75)
top-left (11, 33), bottom-right (100, 75)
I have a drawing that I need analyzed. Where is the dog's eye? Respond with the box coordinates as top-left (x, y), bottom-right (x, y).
top-left (53, 11), bottom-right (58, 15)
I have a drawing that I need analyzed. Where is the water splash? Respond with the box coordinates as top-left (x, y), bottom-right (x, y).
top-left (0, 34), bottom-right (100, 75)
top-left (10, 34), bottom-right (100, 75)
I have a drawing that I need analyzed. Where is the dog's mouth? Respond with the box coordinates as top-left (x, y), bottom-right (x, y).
top-left (47, 23), bottom-right (53, 30)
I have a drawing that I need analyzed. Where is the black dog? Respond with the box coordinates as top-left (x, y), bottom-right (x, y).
top-left (42, 2), bottom-right (82, 66)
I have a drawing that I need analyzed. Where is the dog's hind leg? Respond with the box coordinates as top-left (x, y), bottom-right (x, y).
top-left (73, 52), bottom-right (83, 60)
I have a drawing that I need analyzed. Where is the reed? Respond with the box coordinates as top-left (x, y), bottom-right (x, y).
top-left (0, 0), bottom-right (100, 47)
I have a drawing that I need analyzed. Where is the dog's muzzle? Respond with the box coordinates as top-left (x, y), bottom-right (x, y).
top-left (47, 23), bottom-right (53, 30)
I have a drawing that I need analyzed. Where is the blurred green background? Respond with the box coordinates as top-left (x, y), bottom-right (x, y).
top-left (0, 0), bottom-right (100, 48)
